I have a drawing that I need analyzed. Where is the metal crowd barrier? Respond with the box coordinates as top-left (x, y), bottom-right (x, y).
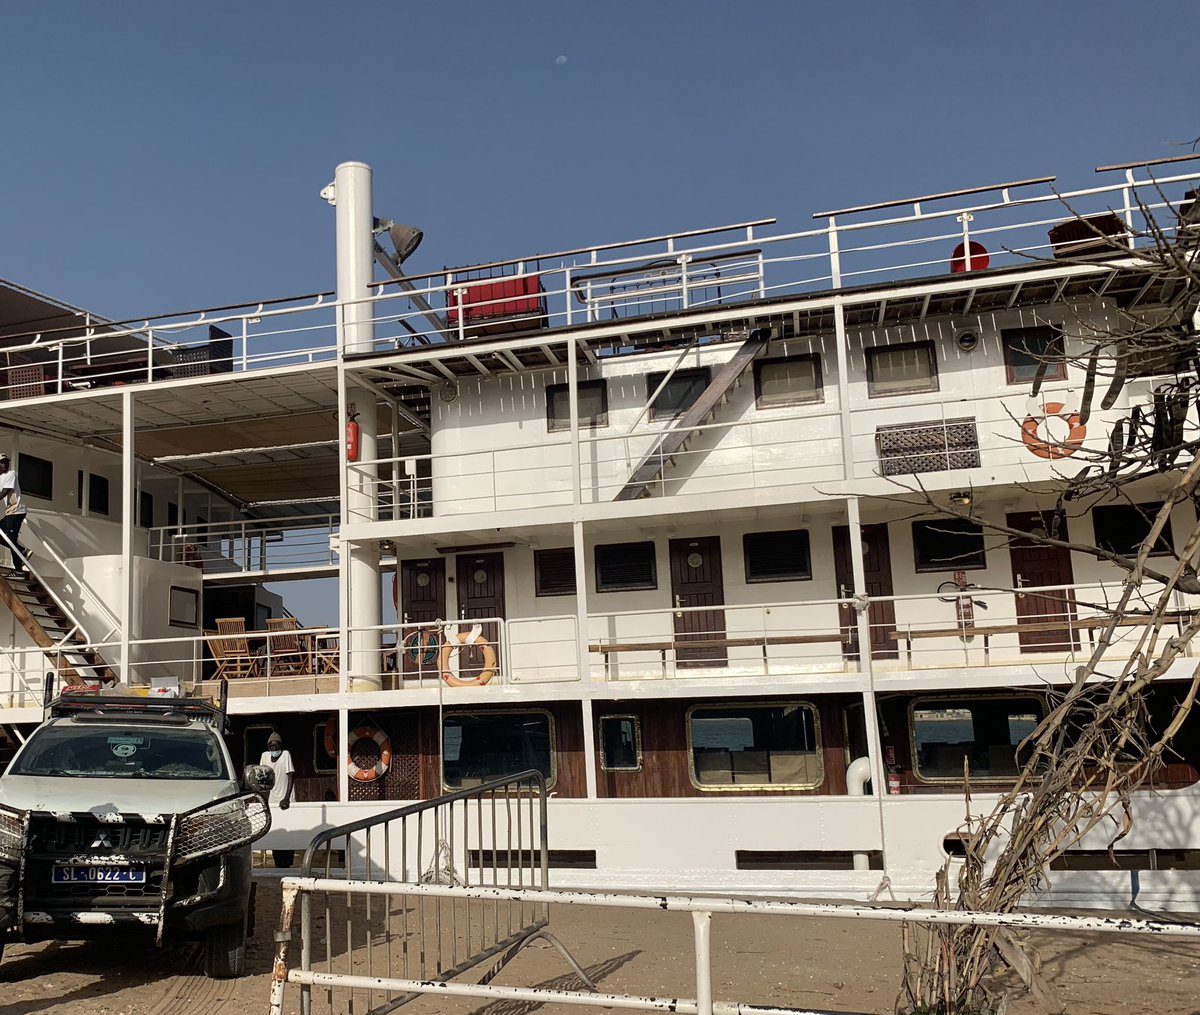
top-left (269, 770), bottom-right (595, 1015)
top-left (268, 767), bottom-right (1200, 1015)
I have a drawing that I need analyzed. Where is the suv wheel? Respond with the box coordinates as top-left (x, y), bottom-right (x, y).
top-left (204, 917), bottom-right (247, 979)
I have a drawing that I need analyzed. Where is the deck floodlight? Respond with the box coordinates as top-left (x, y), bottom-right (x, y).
top-left (389, 224), bottom-right (424, 265)
top-left (950, 491), bottom-right (973, 507)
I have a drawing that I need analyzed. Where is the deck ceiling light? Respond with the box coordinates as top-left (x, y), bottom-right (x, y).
top-left (950, 491), bottom-right (973, 507)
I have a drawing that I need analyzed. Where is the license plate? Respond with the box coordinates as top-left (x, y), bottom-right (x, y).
top-left (52, 866), bottom-right (147, 884)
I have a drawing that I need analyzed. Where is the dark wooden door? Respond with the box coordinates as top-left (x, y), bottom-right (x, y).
top-left (399, 558), bottom-right (445, 678)
top-left (832, 525), bottom-right (898, 660)
top-left (455, 553), bottom-right (506, 678)
top-left (668, 536), bottom-right (727, 668)
top-left (1007, 512), bottom-right (1077, 652)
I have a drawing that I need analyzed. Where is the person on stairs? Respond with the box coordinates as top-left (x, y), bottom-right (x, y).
top-left (0, 453), bottom-right (31, 571)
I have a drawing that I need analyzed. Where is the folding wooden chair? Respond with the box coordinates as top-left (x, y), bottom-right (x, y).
top-left (207, 617), bottom-right (260, 679)
top-left (266, 617), bottom-right (311, 676)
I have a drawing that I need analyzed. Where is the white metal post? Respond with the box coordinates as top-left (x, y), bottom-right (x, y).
top-left (573, 519), bottom-right (590, 683)
top-left (691, 910), bottom-right (713, 1015)
top-left (120, 388), bottom-right (134, 685)
top-left (330, 161), bottom-right (383, 692)
top-left (581, 697), bottom-right (598, 799)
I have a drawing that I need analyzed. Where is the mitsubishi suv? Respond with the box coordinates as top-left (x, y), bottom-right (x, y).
top-left (0, 693), bottom-right (272, 978)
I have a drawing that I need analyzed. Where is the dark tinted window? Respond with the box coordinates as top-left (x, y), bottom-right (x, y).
top-left (689, 704), bottom-right (821, 788)
top-left (534, 547), bottom-right (576, 596)
top-left (1001, 327), bottom-right (1066, 386)
top-left (912, 697), bottom-right (1044, 782)
top-left (599, 716), bottom-right (641, 771)
top-left (89, 474), bottom-right (110, 516)
top-left (442, 712), bottom-right (553, 789)
top-left (18, 453), bottom-right (53, 500)
top-left (546, 380), bottom-right (608, 431)
top-left (595, 541), bottom-right (657, 592)
top-left (1093, 503), bottom-right (1173, 557)
top-left (647, 368), bottom-right (710, 420)
top-left (912, 519), bottom-right (987, 571)
top-left (743, 530), bottom-right (812, 582)
top-left (139, 491), bottom-right (154, 528)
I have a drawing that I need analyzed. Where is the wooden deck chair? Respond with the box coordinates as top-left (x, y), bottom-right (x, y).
top-left (207, 617), bottom-right (259, 679)
top-left (266, 617), bottom-right (310, 676)
top-left (314, 636), bottom-right (340, 674)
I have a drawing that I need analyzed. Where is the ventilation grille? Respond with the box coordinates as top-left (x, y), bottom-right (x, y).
top-left (876, 417), bottom-right (980, 477)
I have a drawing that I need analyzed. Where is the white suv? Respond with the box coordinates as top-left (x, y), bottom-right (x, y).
top-left (0, 693), bottom-right (272, 978)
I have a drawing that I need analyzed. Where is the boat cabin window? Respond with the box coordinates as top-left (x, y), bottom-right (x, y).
top-left (647, 368), bottom-right (710, 420)
top-left (168, 587), bottom-right (199, 627)
top-left (546, 380), bottom-right (609, 432)
top-left (911, 696), bottom-right (1043, 783)
top-left (865, 341), bottom-right (938, 397)
top-left (139, 491), bottom-right (155, 528)
top-left (442, 711), bottom-right (555, 790)
top-left (1092, 502), bottom-right (1173, 557)
top-left (1001, 327), bottom-right (1066, 386)
top-left (754, 354), bottom-right (823, 408)
top-left (743, 529), bottom-right (812, 582)
top-left (534, 547), bottom-right (576, 596)
top-left (595, 541), bottom-right (657, 592)
top-left (911, 519), bottom-right (987, 572)
top-left (688, 703), bottom-right (821, 790)
top-left (598, 716), bottom-right (642, 771)
top-left (17, 453), bottom-right (53, 500)
top-left (88, 473), bottom-right (110, 516)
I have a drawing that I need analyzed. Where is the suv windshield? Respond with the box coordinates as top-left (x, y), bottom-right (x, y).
top-left (10, 724), bottom-right (228, 780)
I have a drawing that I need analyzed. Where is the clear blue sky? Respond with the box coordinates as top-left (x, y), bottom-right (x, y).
top-left (3, 1), bottom-right (1197, 624)
top-left (4, 0), bottom-right (1197, 317)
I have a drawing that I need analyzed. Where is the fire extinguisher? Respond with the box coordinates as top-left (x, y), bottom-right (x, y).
top-left (346, 411), bottom-right (361, 463)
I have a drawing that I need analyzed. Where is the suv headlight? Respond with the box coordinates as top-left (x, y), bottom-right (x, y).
top-left (0, 806), bottom-right (25, 865)
top-left (174, 794), bottom-right (270, 865)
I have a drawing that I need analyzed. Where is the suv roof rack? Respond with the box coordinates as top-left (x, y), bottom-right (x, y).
top-left (46, 689), bottom-right (227, 729)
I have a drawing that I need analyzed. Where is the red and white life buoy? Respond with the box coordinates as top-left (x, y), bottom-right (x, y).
top-left (1021, 401), bottom-right (1086, 460)
top-left (346, 725), bottom-right (391, 783)
top-left (440, 623), bottom-right (497, 687)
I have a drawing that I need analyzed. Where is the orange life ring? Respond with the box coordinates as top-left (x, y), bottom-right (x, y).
top-left (439, 625), bottom-right (497, 687)
top-left (346, 725), bottom-right (391, 783)
top-left (1021, 401), bottom-right (1086, 460)
top-left (323, 717), bottom-right (337, 759)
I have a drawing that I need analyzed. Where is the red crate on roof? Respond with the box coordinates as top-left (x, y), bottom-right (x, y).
top-left (446, 275), bottom-right (547, 336)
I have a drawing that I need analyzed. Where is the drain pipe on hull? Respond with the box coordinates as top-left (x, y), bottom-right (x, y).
top-left (846, 756), bottom-right (874, 871)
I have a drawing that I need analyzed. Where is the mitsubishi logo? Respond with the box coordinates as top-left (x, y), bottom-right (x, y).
top-left (91, 831), bottom-right (114, 849)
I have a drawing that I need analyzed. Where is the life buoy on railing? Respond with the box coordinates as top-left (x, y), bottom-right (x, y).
top-left (440, 623), bottom-right (497, 687)
top-left (347, 725), bottom-right (391, 783)
top-left (323, 717), bottom-right (337, 760)
top-left (403, 629), bottom-right (440, 665)
top-left (1021, 401), bottom-right (1086, 460)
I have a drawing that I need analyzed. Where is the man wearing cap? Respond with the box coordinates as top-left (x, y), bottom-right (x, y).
top-left (259, 730), bottom-right (296, 866)
top-left (0, 454), bottom-right (30, 571)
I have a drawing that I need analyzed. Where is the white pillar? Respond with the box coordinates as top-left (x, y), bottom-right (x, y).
top-left (331, 161), bottom-right (382, 691)
top-left (120, 388), bottom-right (134, 685)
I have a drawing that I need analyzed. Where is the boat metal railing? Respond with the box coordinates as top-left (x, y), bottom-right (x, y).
top-left (1, 579), bottom-right (1185, 706)
top-left (269, 770), bottom-right (598, 1015)
top-left (1, 163), bottom-right (1197, 402)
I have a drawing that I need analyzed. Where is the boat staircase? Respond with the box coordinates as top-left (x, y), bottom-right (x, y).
top-left (614, 327), bottom-right (770, 501)
top-left (0, 565), bottom-right (117, 687)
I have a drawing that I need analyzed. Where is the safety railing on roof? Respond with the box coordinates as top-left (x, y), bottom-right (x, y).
top-left (1, 162), bottom-right (1197, 403)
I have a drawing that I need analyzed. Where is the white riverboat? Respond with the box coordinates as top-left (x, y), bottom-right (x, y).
top-left (1, 154), bottom-right (1198, 909)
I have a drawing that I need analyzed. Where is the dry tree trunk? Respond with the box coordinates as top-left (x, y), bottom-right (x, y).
top-left (897, 475), bottom-right (1200, 1015)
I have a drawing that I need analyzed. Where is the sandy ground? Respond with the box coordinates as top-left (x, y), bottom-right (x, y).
top-left (0, 876), bottom-right (1197, 1015)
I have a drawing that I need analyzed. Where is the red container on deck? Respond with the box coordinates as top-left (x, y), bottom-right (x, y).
top-left (446, 275), bottom-right (548, 337)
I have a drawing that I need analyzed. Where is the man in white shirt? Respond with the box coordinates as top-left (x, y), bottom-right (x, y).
top-left (259, 731), bottom-right (296, 866)
top-left (0, 453), bottom-right (30, 571)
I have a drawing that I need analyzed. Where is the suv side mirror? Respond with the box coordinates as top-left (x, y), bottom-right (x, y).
top-left (243, 764), bottom-right (276, 794)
